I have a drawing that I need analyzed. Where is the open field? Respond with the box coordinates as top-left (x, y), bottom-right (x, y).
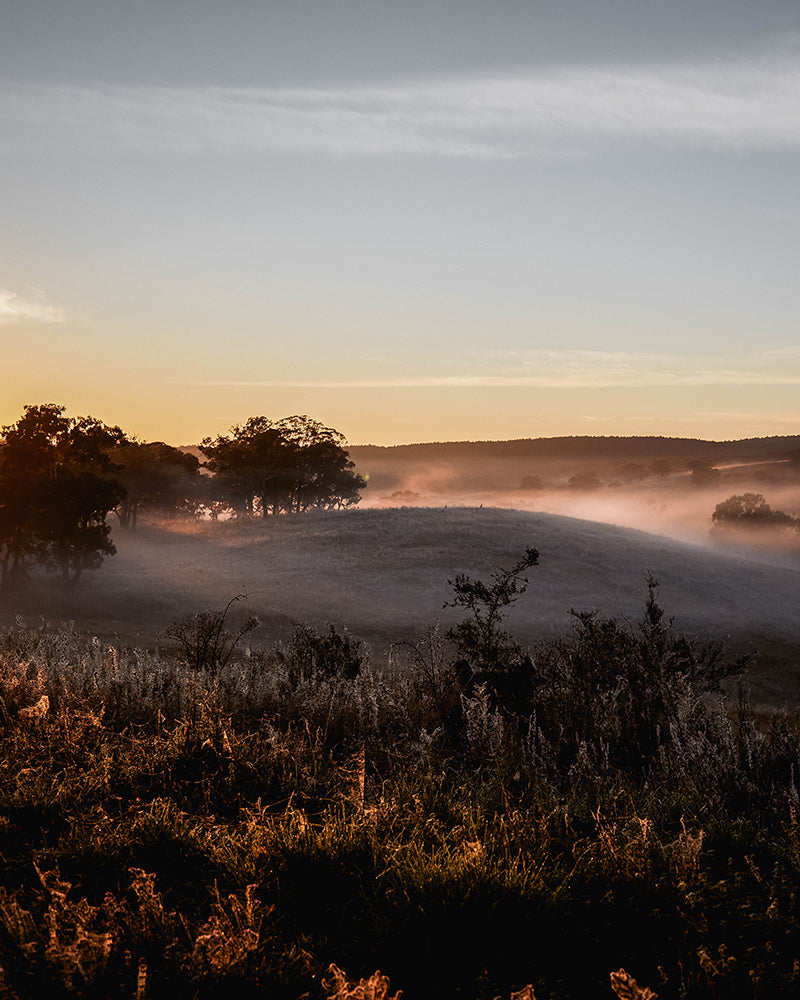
top-left (3, 505), bottom-right (799, 710)
top-left (2, 530), bottom-right (800, 997)
top-left (3, 489), bottom-right (800, 996)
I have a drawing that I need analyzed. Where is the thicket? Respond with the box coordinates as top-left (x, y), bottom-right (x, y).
top-left (1, 569), bottom-right (799, 998)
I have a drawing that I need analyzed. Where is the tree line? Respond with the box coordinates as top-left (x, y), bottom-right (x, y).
top-left (0, 403), bottom-right (366, 587)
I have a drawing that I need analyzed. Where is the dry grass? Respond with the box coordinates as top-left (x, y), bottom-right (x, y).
top-left (610, 969), bottom-right (657, 999)
top-left (323, 964), bottom-right (401, 1000)
top-left (1, 585), bottom-right (800, 998)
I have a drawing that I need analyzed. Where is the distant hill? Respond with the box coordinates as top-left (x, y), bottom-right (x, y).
top-left (350, 434), bottom-right (800, 463)
top-left (348, 435), bottom-right (800, 493)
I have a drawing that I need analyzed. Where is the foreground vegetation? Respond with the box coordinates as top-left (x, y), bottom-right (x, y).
top-left (1, 569), bottom-right (800, 998)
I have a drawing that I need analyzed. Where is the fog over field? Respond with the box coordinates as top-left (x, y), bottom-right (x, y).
top-left (354, 442), bottom-right (800, 555)
top-left (3, 432), bottom-right (799, 708)
top-left (5, 503), bottom-right (799, 709)
top-left (367, 477), bottom-right (800, 554)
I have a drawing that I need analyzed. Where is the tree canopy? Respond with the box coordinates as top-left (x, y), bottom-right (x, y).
top-left (200, 414), bottom-right (366, 516)
top-left (687, 459), bottom-right (722, 487)
top-left (112, 441), bottom-right (201, 530)
top-left (711, 493), bottom-right (797, 533)
top-left (568, 471), bottom-right (602, 491)
top-left (0, 404), bottom-right (126, 585)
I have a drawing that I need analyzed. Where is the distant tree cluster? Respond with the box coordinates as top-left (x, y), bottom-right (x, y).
top-left (518, 459), bottom-right (675, 493)
top-left (568, 471), bottom-right (603, 491)
top-left (615, 462), bottom-right (649, 483)
top-left (711, 493), bottom-right (798, 534)
top-left (687, 459), bottom-right (722, 487)
top-left (0, 403), bottom-right (366, 587)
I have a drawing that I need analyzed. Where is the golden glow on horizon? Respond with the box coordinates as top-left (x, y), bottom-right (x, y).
top-left (2, 314), bottom-right (798, 446)
top-left (2, 380), bottom-right (797, 448)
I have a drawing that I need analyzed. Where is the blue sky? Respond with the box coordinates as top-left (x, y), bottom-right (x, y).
top-left (2, 1), bottom-right (799, 444)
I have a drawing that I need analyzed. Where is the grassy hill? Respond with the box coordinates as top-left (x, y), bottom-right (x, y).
top-left (5, 506), bottom-right (799, 707)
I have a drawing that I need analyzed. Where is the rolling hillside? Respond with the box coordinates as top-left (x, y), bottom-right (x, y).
top-left (6, 506), bottom-right (799, 707)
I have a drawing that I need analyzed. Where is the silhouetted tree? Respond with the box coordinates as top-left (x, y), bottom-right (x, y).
top-left (616, 463), bottom-right (649, 483)
top-left (113, 441), bottom-right (201, 529)
top-left (0, 464), bottom-right (38, 586)
top-left (37, 469), bottom-right (125, 583)
top-left (200, 417), bottom-right (290, 517)
top-left (687, 459), bottom-right (722, 487)
top-left (0, 404), bottom-right (126, 585)
top-left (711, 493), bottom-right (797, 533)
top-left (445, 547), bottom-right (539, 712)
top-left (650, 459), bottom-right (672, 479)
top-left (201, 414), bottom-right (366, 516)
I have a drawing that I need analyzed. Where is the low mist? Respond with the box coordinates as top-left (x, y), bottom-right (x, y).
top-left (2, 443), bottom-right (799, 710)
top-left (361, 456), bottom-right (800, 564)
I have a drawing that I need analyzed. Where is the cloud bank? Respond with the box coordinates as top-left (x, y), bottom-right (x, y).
top-left (2, 47), bottom-right (800, 158)
top-left (0, 288), bottom-right (65, 325)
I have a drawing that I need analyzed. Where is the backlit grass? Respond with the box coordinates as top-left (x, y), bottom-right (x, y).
top-left (1, 583), bottom-right (799, 997)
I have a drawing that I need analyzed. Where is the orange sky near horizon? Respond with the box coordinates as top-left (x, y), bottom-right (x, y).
top-left (2, 376), bottom-right (798, 448)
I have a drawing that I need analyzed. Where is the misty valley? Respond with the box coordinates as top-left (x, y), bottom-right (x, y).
top-left (2, 407), bottom-right (800, 998)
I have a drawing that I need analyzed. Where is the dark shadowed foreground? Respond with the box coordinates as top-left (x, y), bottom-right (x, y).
top-left (1, 559), bottom-right (800, 998)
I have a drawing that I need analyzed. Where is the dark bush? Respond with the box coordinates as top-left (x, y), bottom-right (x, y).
top-left (164, 595), bottom-right (259, 674)
top-left (283, 623), bottom-right (366, 684)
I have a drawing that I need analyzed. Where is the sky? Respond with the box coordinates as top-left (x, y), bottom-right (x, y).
top-left (2, 0), bottom-right (799, 446)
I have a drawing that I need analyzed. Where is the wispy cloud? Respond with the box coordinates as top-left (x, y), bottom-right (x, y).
top-left (692, 410), bottom-right (800, 424)
top-left (2, 45), bottom-right (799, 158)
top-left (0, 288), bottom-right (66, 325)
top-left (183, 347), bottom-right (800, 390)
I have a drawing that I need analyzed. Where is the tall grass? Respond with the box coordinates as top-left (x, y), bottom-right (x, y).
top-left (1, 582), bottom-right (799, 998)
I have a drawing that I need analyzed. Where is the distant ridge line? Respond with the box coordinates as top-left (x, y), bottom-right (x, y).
top-left (349, 434), bottom-right (800, 461)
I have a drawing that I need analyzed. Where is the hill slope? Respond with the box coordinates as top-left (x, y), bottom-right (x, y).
top-left (7, 506), bottom-right (799, 705)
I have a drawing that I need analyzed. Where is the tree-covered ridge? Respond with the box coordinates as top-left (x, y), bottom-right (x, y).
top-left (349, 435), bottom-right (800, 496)
top-left (350, 434), bottom-right (800, 462)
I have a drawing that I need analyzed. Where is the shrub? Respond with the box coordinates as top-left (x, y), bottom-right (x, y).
top-left (283, 624), bottom-right (366, 684)
top-left (164, 595), bottom-right (259, 674)
top-left (444, 547), bottom-right (538, 712)
top-left (711, 493), bottom-right (797, 533)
